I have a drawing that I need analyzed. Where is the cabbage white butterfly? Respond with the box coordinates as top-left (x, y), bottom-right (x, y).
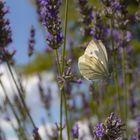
top-left (78, 40), bottom-right (109, 81)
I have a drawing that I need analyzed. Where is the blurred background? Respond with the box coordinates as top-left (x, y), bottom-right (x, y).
top-left (0, 0), bottom-right (140, 140)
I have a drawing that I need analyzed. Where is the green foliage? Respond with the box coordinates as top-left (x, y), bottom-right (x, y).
top-left (131, 40), bottom-right (140, 53)
top-left (22, 52), bottom-right (53, 75)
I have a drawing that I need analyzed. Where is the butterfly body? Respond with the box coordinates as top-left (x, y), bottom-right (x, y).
top-left (78, 40), bottom-right (109, 81)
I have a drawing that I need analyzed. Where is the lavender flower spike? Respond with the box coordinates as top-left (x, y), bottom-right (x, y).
top-left (0, 0), bottom-right (14, 63)
top-left (95, 123), bottom-right (105, 138)
top-left (38, 0), bottom-right (63, 49)
top-left (28, 26), bottom-right (35, 57)
top-left (77, 0), bottom-right (93, 37)
top-left (0, 1), bottom-right (12, 49)
top-left (71, 123), bottom-right (79, 139)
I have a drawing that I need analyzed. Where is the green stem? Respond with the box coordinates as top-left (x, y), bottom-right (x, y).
top-left (110, 18), bottom-right (121, 116)
top-left (60, 0), bottom-right (70, 139)
top-left (97, 82), bottom-right (102, 121)
top-left (63, 88), bottom-right (70, 140)
top-left (6, 62), bottom-right (36, 129)
top-left (0, 79), bottom-right (20, 124)
top-left (59, 89), bottom-right (63, 140)
top-left (55, 49), bottom-right (63, 140)
top-left (62, 0), bottom-right (69, 73)
top-left (0, 79), bottom-right (28, 140)
top-left (10, 117), bottom-right (28, 140)
top-left (121, 46), bottom-right (128, 134)
top-left (55, 50), bottom-right (62, 75)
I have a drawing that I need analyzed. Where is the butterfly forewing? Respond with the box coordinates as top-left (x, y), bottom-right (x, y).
top-left (84, 40), bottom-right (99, 58)
top-left (97, 40), bottom-right (108, 70)
top-left (84, 40), bottom-right (108, 72)
top-left (98, 40), bottom-right (108, 61)
top-left (78, 40), bottom-right (109, 81)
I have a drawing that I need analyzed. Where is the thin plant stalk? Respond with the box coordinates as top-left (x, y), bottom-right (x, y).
top-left (62, 88), bottom-right (70, 140)
top-left (8, 113), bottom-right (23, 140)
top-left (120, 30), bottom-right (129, 136)
top-left (55, 50), bottom-right (62, 75)
top-left (97, 82), bottom-right (102, 121)
top-left (0, 79), bottom-right (28, 140)
top-left (7, 110), bottom-right (28, 140)
top-left (61, 0), bottom-right (71, 139)
top-left (6, 62), bottom-right (36, 129)
top-left (61, 0), bottom-right (69, 73)
top-left (6, 62), bottom-right (42, 140)
top-left (99, 81), bottom-right (105, 120)
top-left (0, 79), bottom-right (20, 124)
top-left (59, 89), bottom-right (63, 140)
top-left (110, 18), bottom-right (121, 116)
top-left (121, 46), bottom-right (128, 135)
top-left (55, 49), bottom-right (63, 140)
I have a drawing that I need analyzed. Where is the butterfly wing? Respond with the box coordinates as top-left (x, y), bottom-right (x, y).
top-left (95, 40), bottom-right (108, 70)
top-left (84, 40), bottom-right (108, 72)
top-left (98, 40), bottom-right (108, 61)
top-left (78, 54), bottom-right (108, 80)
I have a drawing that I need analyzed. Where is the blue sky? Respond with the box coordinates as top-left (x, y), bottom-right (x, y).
top-left (6, 0), bottom-right (46, 65)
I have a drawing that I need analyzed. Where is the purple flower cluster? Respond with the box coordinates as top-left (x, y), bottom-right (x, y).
top-left (0, 1), bottom-right (15, 63)
top-left (90, 13), bottom-right (108, 41)
top-left (38, 0), bottom-right (63, 49)
top-left (77, 0), bottom-right (93, 36)
top-left (105, 112), bottom-right (125, 139)
top-left (130, 116), bottom-right (140, 140)
top-left (77, 0), bottom-right (134, 50)
top-left (77, 0), bottom-right (110, 42)
top-left (28, 26), bottom-right (35, 57)
top-left (0, 1), bottom-right (12, 49)
top-left (101, 0), bottom-right (128, 16)
top-left (71, 123), bottom-right (79, 139)
top-left (38, 74), bottom-right (52, 110)
top-left (95, 123), bottom-right (105, 138)
top-left (94, 113), bottom-right (125, 140)
top-left (32, 127), bottom-right (41, 140)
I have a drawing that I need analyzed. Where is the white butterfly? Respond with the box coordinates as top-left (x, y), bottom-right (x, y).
top-left (78, 40), bottom-right (109, 81)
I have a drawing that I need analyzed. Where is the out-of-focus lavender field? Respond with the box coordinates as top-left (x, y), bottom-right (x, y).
top-left (0, 0), bottom-right (140, 140)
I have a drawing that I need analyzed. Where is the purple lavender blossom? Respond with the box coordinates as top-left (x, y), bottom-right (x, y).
top-left (32, 127), bottom-right (41, 140)
top-left (77, 0), bottom-right (94, 37)
top-left (111, 1), bottom-right (122, 12)
top-left (71, 123), bottom-right (79, 139)
top-left (130, 116), bottom-right (140, 140)
top-left (95, 123), bottom-right (105, 138)
top-left (130, 136), bottom-right (136, 140)
top-left (90, 12), bottom-right (109, 42)
top-left (38, 0), bottom-right (63, 49)
top-left (0, 1), bottom-right (12, 49)
top-left (136, 116), bottom-right (140, 124)
top-left (105, 112), bottom-right (125, 139)
top-left (94, 113), bottom-right (125, 139)
top-left (112, 29), bottom-right (120, 42)
top-left (0, 47), bottom-right (16, 64)
top-left (134, 116), bottom-right (140, 137)
top-left (75, 79), bottom-right (82, 84)
top-left (125, 31), bottom-right (132, 42)
top-left (0, 1), bottom-right (14, 63)
top-left (28, 26), bottom-right (35, 57)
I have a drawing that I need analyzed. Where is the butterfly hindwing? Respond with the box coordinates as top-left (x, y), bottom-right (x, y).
top-left (78, 54), bottom-right (107, 80)
top-left (84, 54), bottom-right (108, 79)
